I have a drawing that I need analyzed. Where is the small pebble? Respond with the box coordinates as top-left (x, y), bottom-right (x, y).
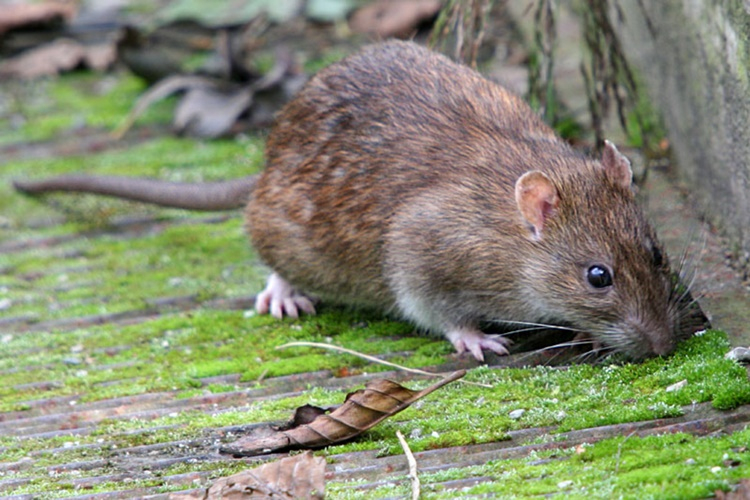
top-left (711, 466), bottom-right (722, 474)
top-left (666, 379), bottom-right (688, 392)
top-left (509, 409), bottom-right (525, 420)
top-left (557, 480), bottom-right (573, 489)
top-left (685, 458), bottom-right (696, 465)
top-left (725, 347), bottom-right (750, 363)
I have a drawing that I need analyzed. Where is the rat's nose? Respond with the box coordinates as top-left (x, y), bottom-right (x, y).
top-left (650, 334), bottom-right (675, 357)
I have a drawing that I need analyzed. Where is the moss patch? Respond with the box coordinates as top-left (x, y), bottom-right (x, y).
top-left (1, 64), bottom-right (749, 499)
top-left (0, 73), bottom-right (172, 147)
top-left (326, 428), bottom-right (750, 498)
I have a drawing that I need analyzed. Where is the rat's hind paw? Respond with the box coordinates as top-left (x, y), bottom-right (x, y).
top-left (255, 273), bottom-right (316, 319)
top-left (445, 328), bottom-right (511, 362)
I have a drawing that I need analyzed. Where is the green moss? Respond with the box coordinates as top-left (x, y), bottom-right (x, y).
top-left (622, 73), bottom-right (667, 151)
top-left (0, 73), bottom-right (174, 146)
top-left (2, 65), bottom-right (749, 498)
top-left (303, 49), bottom-right (350, 74)
top-left (328, 428), bottom-right (750, 498)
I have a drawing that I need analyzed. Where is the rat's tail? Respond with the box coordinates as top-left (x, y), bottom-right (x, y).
top-left (13, 175), bottom-right (258, 211)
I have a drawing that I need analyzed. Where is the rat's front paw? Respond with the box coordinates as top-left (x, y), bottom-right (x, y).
top-left (255, 273), bottom-right (316, 319)
top-left (445, 328), bottom-right (511, 362)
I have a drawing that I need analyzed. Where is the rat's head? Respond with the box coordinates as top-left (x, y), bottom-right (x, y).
top-left (513, 141), bottom-right (678, 360)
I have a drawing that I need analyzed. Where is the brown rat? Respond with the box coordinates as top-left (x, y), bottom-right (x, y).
top-left (14, 41), bottom-right (684, 361)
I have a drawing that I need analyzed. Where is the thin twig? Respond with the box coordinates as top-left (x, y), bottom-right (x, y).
top-left (397, 430), bottom-right (421, 500)
top-left (615, 430), bottom-right (637, 474)
top-left (275, 341), bottom-right (493, 388)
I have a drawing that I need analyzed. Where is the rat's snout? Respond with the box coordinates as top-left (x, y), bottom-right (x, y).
top-left (623, 313), bottom-right (676, 359)
top-left (649, 334), bottom-right (675, 357)
top-left (641, 315), bottom-right (677, 357)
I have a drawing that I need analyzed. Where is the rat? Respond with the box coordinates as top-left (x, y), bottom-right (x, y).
top-left (14, 40), bottom-right (684, 362)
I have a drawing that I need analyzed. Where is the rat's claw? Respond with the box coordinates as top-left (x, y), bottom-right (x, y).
top-left (254, 273), bottom-right (316, 319)
top-left (283, 297), bottom-right (299, 319)
top-left (446, 328), bottom-right (511, 362)
top-left (296, 296), bottom-right (316, 315)
top-left (255, 290), bottom-right (271, 315)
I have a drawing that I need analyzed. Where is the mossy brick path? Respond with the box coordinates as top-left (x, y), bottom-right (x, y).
top-left (1, 75), bottom-right (750, 499)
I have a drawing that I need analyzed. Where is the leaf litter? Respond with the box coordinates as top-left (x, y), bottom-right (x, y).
top-left (170, 451), bottom-right (325, 499)
top-left (220, 370), bottom-right (466, 457)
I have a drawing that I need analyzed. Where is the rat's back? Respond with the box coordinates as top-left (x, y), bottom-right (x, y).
top-left (246, 41), bottom-right (560, 307)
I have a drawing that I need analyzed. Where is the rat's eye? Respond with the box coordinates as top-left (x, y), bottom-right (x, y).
top-left (587, 265), bottom-right (613, 288)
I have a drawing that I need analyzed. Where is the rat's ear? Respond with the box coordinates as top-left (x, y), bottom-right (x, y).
top-left (602, 140), bottom-right (633, 189)
top-left (515, 171), bottom-right (560, 239)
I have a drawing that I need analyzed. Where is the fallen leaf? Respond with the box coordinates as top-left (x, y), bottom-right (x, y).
top-left (0, 2), bottom-right (76, 36)
top-left (114, 47), bottom-right (301, 138)
top-left (0, 38), bottom-right (116, 79)
top-left (116, 25), bottom-right (188, 84)
top-left (170, 451), bottom-right (325, 499)
top-left (174, 85), bottom-right (253, 137)
top-left (220, 370), bottom-right (466, 457)
top-left (112, 75), bottom-right (243, 138)
top-left (349, 0), bottom-right (442, 39)
top-left (83, 43), bottom-right (118, 71)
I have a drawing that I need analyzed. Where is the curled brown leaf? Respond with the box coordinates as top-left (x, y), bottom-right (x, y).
top-left (221, 370), bottom-right (466, 457)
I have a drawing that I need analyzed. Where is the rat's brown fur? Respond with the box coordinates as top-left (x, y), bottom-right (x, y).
top-left (14, 41), bottom-right (680, 360)
top-left (247, 41), bottom-right (676, 359)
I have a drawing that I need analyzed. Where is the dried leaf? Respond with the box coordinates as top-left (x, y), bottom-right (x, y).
top-left (284, 404), bottom-right (329, 429)
top-left (174, 85), bottom-right (253, 138)
top-left (350, 0), bottom-right (442, 39)
top-left (113, 75), bottom-right (240, 139)
top-left (116, 26), bottom-right (186, 84)
top-left (83, 43), bottom-right (118, 71)
top-left (0, 2), bottom-right (76, 36)
top-left (170, 451), bottom-right (325, 499)
top-left (221, 370), bottom-right (466, 457)
top-left (114, 47), bottom-right (301, 138)
top-left (0, 38), bottom-right (115, 80)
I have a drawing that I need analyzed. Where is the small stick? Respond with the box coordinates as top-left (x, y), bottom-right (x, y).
top-left (615, 431), bottom-right (637, 474)
top-left (397, 430), bottom-right (420, 500)
top-left (275, 341), bottom-right (492, 388)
